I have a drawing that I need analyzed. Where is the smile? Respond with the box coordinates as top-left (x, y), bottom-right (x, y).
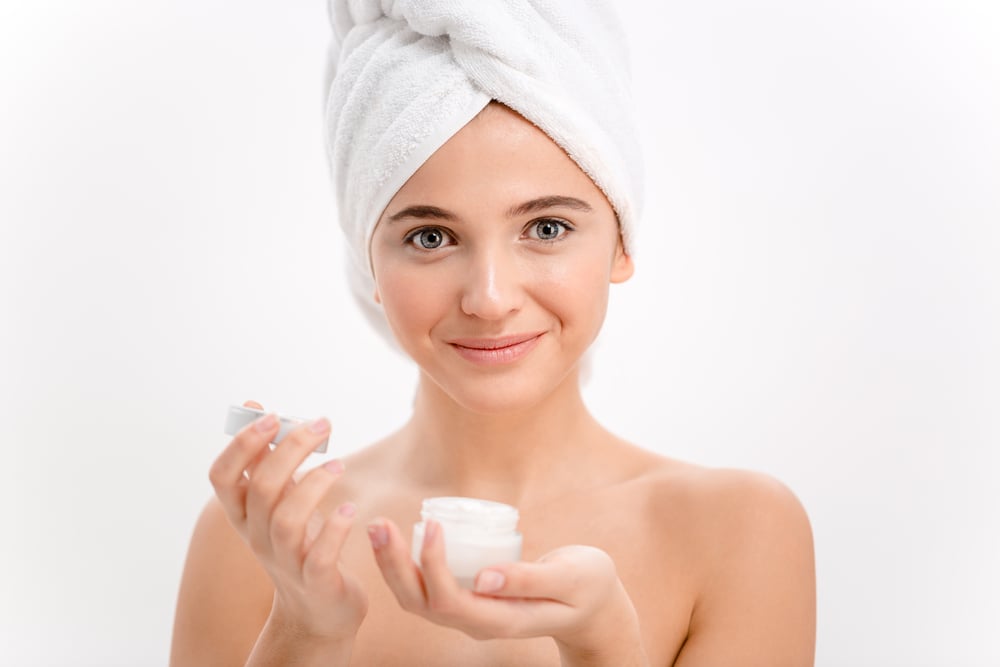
top-left (446, 332), bottom-right (545, 366)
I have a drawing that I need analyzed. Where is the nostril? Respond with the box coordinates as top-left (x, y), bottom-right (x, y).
top-left (461, 284), bottom-right (518, 319)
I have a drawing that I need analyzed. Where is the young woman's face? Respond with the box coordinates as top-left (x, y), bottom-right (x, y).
top-left (370, 103), bottom-right (633, 413)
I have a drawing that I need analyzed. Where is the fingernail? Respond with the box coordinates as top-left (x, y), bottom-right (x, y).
top-left (475, 570), bottom-right (505, 594)
top-left (338, 502), bottom-right (356, 518)
top-left (425, 519), bottom-right (439, 542)
top-left (322, 459), bottom-right (344, 475)
top-left (367, 522), bottom-right (388, 549)
top-left (309, 417), bottom-right (330, 435)
top-left (305, 510), bottom-right (324, 545)
top-left (254, 413), bottom-right (277, 433)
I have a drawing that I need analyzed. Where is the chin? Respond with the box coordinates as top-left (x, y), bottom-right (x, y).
top-left (450, 384), bottom-right (546, 415)
top-left (423, 361), bottom-right (581, 415)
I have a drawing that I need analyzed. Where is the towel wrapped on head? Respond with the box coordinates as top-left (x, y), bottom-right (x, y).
top-left (324, 0), bottom-right (644, 341)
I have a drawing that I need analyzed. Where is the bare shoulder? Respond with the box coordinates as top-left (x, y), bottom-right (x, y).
top-left (609, 443), bottom-right (814, 573)
top-left (620, 451), bottom-right (815, 666)
top-left (667, 464), bottom-right (810, 536)
top-left (170, 497), bottom-right (273, 666)
top-left (625, 450), bottom-right (811, 544)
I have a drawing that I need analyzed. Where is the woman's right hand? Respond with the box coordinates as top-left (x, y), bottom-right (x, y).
top-left (208, 400), bottom-right (368, 647)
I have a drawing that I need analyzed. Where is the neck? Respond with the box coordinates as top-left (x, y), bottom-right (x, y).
top-left (396, 368), bottom-right (609, 508)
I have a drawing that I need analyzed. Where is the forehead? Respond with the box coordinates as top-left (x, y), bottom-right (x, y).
top-left (386, 103), bottom-right (611, 214)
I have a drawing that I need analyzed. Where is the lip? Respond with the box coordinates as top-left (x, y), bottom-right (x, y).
top-left (446, 332), bottom-right (545, 366)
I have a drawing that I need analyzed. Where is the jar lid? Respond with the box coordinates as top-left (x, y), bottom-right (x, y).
top-left (420, 496), bottom-right (520, 532)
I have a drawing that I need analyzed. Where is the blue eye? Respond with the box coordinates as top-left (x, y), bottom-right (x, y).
top-left (527, 218), bottom-right (571, 241)
top-left (406, 227), bottom-right (454, 250)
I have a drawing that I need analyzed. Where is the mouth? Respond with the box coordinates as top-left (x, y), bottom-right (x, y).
top-left (446, 332), bottom-right (545, 365)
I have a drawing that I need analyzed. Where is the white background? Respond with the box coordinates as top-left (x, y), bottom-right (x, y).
top-left (2, 1), bottom-right (997, 665)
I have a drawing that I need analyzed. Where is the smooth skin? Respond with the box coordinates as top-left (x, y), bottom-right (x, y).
top-left (171, 103), bottom-right (815, 666)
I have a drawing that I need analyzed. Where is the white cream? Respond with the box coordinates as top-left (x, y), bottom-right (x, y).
top-left (411, 497), bottom-right (523, 589)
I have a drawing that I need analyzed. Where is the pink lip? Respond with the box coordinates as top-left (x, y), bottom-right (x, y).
top-left (446, 332), bottom-right (545, 366)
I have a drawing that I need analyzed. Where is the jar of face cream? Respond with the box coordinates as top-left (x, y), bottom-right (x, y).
top-left (411, 497), bottom-right (523, 589)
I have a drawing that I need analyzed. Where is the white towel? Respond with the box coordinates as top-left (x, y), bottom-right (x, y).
top-left (324, 0), bottom-right (643, 342)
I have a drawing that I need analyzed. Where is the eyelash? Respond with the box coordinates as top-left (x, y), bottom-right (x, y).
top-left (404, 227), bottom-right (457, 251)
top-left (403, 218), bottom-right (574, 251)
top-left (525, 218), bottom-right (573, 242)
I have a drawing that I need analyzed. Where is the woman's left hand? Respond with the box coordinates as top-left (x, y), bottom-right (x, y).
top-left (367, 518), bottom-right (649, 667)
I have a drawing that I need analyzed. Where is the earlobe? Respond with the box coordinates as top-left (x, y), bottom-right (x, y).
top-left (610, 247), bottom-right (634, 284)
top-left (373, 287), bottom-right (381, 304)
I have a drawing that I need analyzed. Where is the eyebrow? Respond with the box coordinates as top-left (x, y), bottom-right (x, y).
top-left (386, 195), bottom-right (592, 224)
top-left (386, 204), bottom-right (457, 223)
top-left (506, 195), bottom-right (593, 218)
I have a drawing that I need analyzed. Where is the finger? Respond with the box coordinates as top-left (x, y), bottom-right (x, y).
top-left (463, 555), bottom-right (583, 639)
top-left (369, 518), bottom-right (428, 613)
top-left (301, 501), bottom-right (358, 588)
top-left (243, 442), bottom-right (270, 480)
top-left (418, 520), bottom-right (465, 610)
top-left (476, 546), bottom-right (615, 605)
top-left (417, 522), bottom-right (568, 639)
top-left (240, 400), bottom-right (264, 476)
top-left (208, 412), bottom-right (280, 523)
top-left (473, 560), bottom-right (567, 601)
top-left (244, 417), bottom-right (332, 546)
top-left (268, 460), bottom-right (345, 570)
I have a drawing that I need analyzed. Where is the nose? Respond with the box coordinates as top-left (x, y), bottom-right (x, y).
top-left (459, 247), bottom-right (524, 321)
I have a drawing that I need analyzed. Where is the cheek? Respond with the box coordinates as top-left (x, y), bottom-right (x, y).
top-left (375, 264), bottom-right (450, 337)
top-left (532, 249), bottom-right (612, 325)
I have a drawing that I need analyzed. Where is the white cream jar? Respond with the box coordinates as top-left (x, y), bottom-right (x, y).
top-left (411, 497), bottom-right (523, 589)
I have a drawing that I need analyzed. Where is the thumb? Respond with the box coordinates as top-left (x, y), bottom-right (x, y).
top-left (473, 546), bottom-right (606, 602)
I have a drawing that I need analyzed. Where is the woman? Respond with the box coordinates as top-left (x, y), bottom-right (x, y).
top-left (171, 2), bottom-right (815, 665)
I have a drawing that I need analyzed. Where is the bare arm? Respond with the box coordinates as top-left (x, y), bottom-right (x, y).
top-left (170, 497), bottom-right (274, 666)
top-left (674, 472), bottom-right (816, 667)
